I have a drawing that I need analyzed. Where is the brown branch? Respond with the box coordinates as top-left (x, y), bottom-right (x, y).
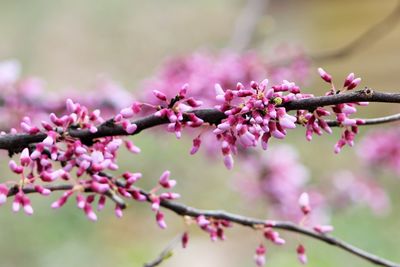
top-left (5, 184), bottom-right (400, 266)
top-left (153, 195), bottom-right (400, 267)
top-left (312, 0), bottom-right (400, 62)
top-left (0, 89), bottom-right (399, 153)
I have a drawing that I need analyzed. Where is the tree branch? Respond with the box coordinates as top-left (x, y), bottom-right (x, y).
top-left (312, 0), bottom-right (400, 62)
top-left (0, 89), bottom-right (399, 153)
top-left (7, 184), bottom-right (399, 267)
top-left (150, 193), bottom-right (400, 267)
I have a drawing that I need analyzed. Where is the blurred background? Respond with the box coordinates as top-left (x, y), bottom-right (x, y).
top-left (0, 0), bottom-right (399, 266)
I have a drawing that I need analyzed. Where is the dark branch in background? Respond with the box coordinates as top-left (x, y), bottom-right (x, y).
top-left (0, 88), bottom-right (399, 154)
top-left (228, 0), bottom-right (270, 52)
top-left (311, 0), bottom-right (400, 62)
top-left (7, 184), bottom-right (399, 267)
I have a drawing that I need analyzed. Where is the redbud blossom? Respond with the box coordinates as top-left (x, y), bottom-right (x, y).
top-left (156, 211), bottom-right (167, 229)
top-left (297, 244), bottom-right (307, 265)
top-left (343, 73), bottom-right (354, 88)
top-left (264, 228), bottom-right (286, 245)
top-left (182, 232), bottom-right (189, 248)
top-left (299, 192), bottom-right (311, 215)
top-left (159, 170), bottom-right (176, 189)
top-left (0, 184), bottom-right (9, 205)
top-left (9, 160), bottom-right (23, 174)
top-left (254, 244), bottom-right (266, 267)
top-left (84, 202), bottom-right (97, 221)
top-left (34, 185), bottom-right (51, 196)
top-left (317, 67), bottom-right (332, 83)
top-left (115, 204), bottom-right (123, 218)
top-left (313, 225), bottom-right (334, 234)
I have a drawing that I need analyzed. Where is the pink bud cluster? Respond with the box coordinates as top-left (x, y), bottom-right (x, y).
top-left (151, 84), bottom-right (204, 138)
top-left (313, 68), bottom-right (366, 153)
top-left (211, 79), bottom-right (302, 169)
top-left (114, 101), bottom-right (142, 134)
top-left (149, 170), bottom-right (180, 229)
top-left (1, 98), bottom-right (181, 227)
top-left (250, 192), bottom-right (333, 266)
top-left (193, 215), bottom-right (232, 242)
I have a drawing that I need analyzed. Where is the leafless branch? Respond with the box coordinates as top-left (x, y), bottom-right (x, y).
top-left (7, 184), bottom-right (399, 267)
top-left (143, 234), bottom-right (181, 267)
top-left (0, 88), bottom-right (399, 154)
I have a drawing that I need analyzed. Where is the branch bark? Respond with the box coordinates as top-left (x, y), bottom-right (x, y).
top-left (0, 89), bottom-right (399, 153)
top-left (7, 184), bottom-right (400, 267)
top-left (154, 196), bottom-right (400, 267)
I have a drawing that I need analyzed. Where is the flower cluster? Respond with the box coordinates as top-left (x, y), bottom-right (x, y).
top-left (150, 85), bottom-right (204, 138)
top-left (211, 79), bottom-right (302, 169)
top-left (203, 69), bottom-right (368, 169)
top-left (308, 68), bottom-right (366, 153)
top-left (1, 98), bottom-right (181, 226)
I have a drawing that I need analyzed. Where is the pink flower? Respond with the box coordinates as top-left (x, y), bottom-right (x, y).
top-left (313, 225), bottom-right (334, 234)
top-left (254, 244), bottom-right (266, 266)
top-left (0, 184), bottom-right (9, 205)
top-left (318, 67), bottom-right (332, 83)
top-left (156, 211), bottom-right (167, 229)
top-left (297, 244), bottom-right (307, 265)
top-left (159, 170), bottom-right (176, 189)
top-left (9, 160), bottom-right (23, 174)
top-left (84, 202), bottom-right (97, 221)
top-left (181, 231), bottom-right (189, 248)
top-left (298, 192), bottom-right (311, 215)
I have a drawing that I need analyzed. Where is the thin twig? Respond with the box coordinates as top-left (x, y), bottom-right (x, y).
top-left (152, 195), bottom-right (400, 267)
top-left (8, 184), bottom-right (398, 267)
top-left (143, 234), bottom-right (182, 267)
top-left (327, 113), bottom-right (400, 127)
